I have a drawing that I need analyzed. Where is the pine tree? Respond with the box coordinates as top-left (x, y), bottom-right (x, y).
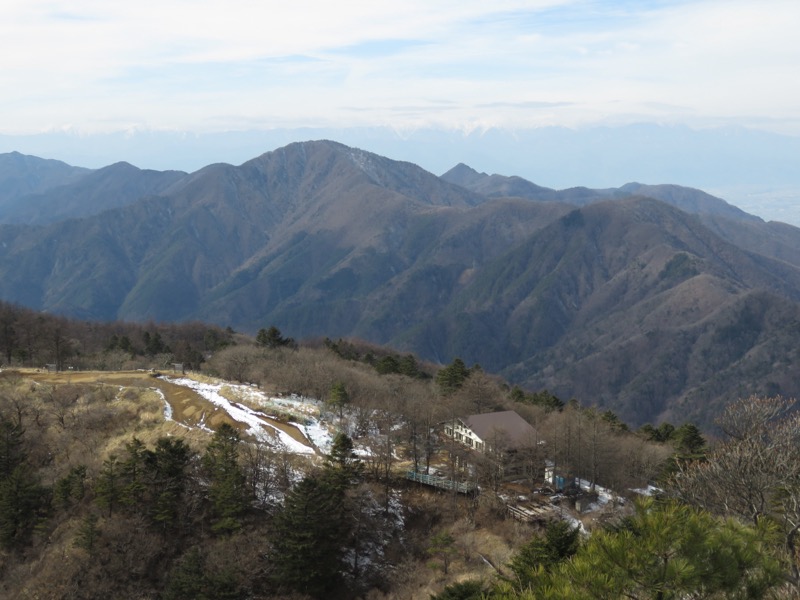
top-left (255, 325), bottom-right (293, 349)
top-left (601, 409), bottom-right (628, 431)
top-left (118, 335), bottom-right (133, 353)
top-left (144, 437), bottom-right (191, 532)
top-left (0, 418), bottom-right (49, 550)
top-left (323, 432), bottom-right (363, 491)
top-left (54, 465), bottom-right (87, 509)
top-left (510, 386), bottom-right (526, 404)
top-left (555, 498), bottom-right (783, 599)
top-left (508, 520), bottom-right (580, 590)
top-left (431, 580), bottom-right (486, 600)
top-left (328, 381), bottom-right (350, 419)
top-left (398, 354), bottom-right (421, 378)
top-left (427, 531), bottom-right (457, 574)
top-left (673, 422), bottom-right (706, 457)
top-left (271, 475), bottom-right (347, 597)
top-left (164, 547), bottom-right (207, 600)
top-left (164, 547), bottom-right (243, 600)
top-left (116, 436), bottom-right (194, 531)
top-left (144, 330), bottom-right (169, 355)
top-left (0, 308), bottom-right (17, 365)
top-left (94, 455), bottom-right (121, 516)
top-left (435, 358), bottom-right (470, 395)
top-left (74, 512), bottom-right (100, 554)
top-left (374, 355), bottom-right (400, 375)
top-left (202, 423), bottom-right (249, 534)
top-left (0, 464), bottom-right (49, 549)
top-left (120, 438), bottom-right (147, 510)
top-left (0, 418), bottom-right (24, 479)
top-left (528, 389), bottom-right (565, 411)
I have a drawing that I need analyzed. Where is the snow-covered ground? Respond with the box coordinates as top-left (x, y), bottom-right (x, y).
top-left (152, 387), bottom-right (174, 424)
top-left (575, 478), bottom-right (620, 511)
top-left (631, 484), bottom-right (662, 497)
top-left (163, 377), bottom-right (334, 455)
top-left (296, 420), bottom-right (333, 455)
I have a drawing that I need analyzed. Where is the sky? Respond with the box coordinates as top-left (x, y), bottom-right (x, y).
top-left (2, 0), bottom-right (800, 223)
top-left (4, 0), bottom-right (800, 135)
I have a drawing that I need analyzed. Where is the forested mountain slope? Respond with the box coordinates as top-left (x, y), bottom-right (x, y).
top-left (0, 161), bottom-right (186, 225)
top-left (0, 151), bottom-right (90, 207)
top-left (2, 142), bottom-right (800, 426)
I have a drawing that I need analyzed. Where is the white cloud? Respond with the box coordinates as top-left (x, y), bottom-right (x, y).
top-left (2, 0), bottom-right (799, 134)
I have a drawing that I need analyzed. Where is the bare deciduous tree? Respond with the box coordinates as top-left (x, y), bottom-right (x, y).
top-left (670, 395), bottom-right (800, 586)
top-left (207, 345), bottom-right (260, 383)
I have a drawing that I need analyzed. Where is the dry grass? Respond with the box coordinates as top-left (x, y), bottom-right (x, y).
top-left (1, 370), bottom-right (222, 474)
top-left (0, 372), bottom-right (207, 596)
top-left (15, 368), bottom-right (319, 452)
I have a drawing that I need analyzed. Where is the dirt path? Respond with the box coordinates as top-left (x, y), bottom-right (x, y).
top-left (252, 414), bottom-right (314, 449)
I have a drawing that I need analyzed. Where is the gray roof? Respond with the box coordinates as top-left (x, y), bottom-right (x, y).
top-left (463, 410), bottom-right (536, 446)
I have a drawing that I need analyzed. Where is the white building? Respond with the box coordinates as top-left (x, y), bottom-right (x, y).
top-left (444, 410), bottom-right (540, 481)
top-left (444, 410), bottom-right (537, 452)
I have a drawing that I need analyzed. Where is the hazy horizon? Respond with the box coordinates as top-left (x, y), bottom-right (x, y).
top-left (3, 1), bottom-right (799, 224)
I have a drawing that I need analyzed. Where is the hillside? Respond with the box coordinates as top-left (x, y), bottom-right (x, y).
top-left (0, 151), bottom-right (90, 209)
top-left (393, 197), bottom-right (800, 425)
top-left (1, 142), bottom-right (800, 426)
top-left (0, 161), bottom-right (186, 225)
top-left (0, 335), bottom-right (704, 599)
top-left (442, 164), bottom-right (759, 221)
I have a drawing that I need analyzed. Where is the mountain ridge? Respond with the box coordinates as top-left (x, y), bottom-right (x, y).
top-left (1, 141), bottom-right (799, 426)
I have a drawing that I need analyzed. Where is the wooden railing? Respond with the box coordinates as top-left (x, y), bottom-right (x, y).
top-left (405, 470), bottom-right (477, 494)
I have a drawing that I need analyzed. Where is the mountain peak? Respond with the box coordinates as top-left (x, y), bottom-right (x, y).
top-left (441, 163), bottom-right (486, 187)
top-left (0, 142), bottom-right (799, 430)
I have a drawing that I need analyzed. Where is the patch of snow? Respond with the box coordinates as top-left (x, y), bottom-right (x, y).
top-left (152, 387), bottom-right (172, 421)
top-left (560, 513), bottom-right (587, 536)
top-left (293, 420), bottom-right (333, 455)
top-left (387, 489), bottom-right (405, 529)
top-left (165, 377), bottom-right (315, 454)
top-left (354, 444), bottom-right (375, 458)
top-left (198, 413), bottom-right (213, 433)
top-left (576, 478), bottom-right (618, 509)
top-left (631, 485), bottom-right (662, 497)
